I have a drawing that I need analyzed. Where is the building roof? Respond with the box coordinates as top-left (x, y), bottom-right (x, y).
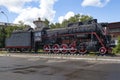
top-left (0, 22), bottom-right (19, 26)
top-left (108, 22), bottom-right (120, 29)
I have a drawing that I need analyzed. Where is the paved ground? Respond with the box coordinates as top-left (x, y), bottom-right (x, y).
top-left (0, 55), bottom-right (120, 80)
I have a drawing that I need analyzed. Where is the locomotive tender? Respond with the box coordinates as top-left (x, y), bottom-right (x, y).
top-left (5, 19), bottom-right (112, 54)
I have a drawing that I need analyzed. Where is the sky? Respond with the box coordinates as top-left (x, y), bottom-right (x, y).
top-left (0, 0), bottom-right (120, 27)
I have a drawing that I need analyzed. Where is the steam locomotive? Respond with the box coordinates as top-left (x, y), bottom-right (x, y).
top-left (5, 19), bottom-right (113, 54)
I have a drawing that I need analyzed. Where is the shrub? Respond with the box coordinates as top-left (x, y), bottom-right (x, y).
top-left (112, 36), bottom-right (120, 54)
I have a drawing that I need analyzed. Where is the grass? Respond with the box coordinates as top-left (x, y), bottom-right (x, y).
top-left (0, 51), bottom-right (7, 54)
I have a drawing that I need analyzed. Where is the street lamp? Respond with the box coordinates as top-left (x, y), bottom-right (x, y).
top-left (0, 11), bottom-right (9, 23)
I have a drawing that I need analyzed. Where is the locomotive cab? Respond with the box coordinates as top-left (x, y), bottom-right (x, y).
top-left (34, 31), bottom-right (42, 42)
top-left (34, 31), bottom-right (43, 52)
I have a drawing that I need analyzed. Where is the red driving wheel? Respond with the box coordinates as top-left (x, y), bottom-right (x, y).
top-left (61, 44), bottom-right (68, 54)
top-left (43, 45), bottom-right (51, 53)
top-left (52, 44), bottom-right (60, 53)
top-left (69, 44), bottom-right (77, 54)
top-left (78, 46), bottom-right (87, 54)
top-left (99, 47), bottom-right (107, 54)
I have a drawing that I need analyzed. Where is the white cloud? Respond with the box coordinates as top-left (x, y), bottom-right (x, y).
top-left (0, 0), bottom-right (57, 27)
top-left (58, 11), bottom-right (75, 23)
top-left (14, 7), bottom-right (40, 27)
top-left (39, 0), bottom-right (57, 22)
top-left (0, 0), bottom-right (34, 13)
top-left (81, 0), bottom-right (110, 7)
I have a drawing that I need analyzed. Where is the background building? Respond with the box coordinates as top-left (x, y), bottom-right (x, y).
top-left (108, 22), bottom-right (120, 45)
top-left (0, 22), bottom-right (18, 27)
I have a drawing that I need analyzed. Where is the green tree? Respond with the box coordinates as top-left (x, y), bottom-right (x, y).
top-left (46, 14), bottom-right (93, 29)
top-left (44, 18), bottom-right (50, 26)
top-left (61, 19), bottom-right (69, 28)
top-left (18, 21), bottom-right (27, 30)
top-left (0, 27), bottom-right (6, 48)
top-left (113, 36), bottom-right (120, 54)
top-left (68, 14), bottom-right (80, 23)
top-left (80, 15), bottom-right (93, 22)
top-left (51, 14), bottom-right (93, 29)
top-left (5, 25), bottom-right (18, 38)
top-left (55, 23), bottom-right (61, 28)
top-left (5, 21), bottom-right (28, 38)
top-left (50, 23), bottom-right (56, 29)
